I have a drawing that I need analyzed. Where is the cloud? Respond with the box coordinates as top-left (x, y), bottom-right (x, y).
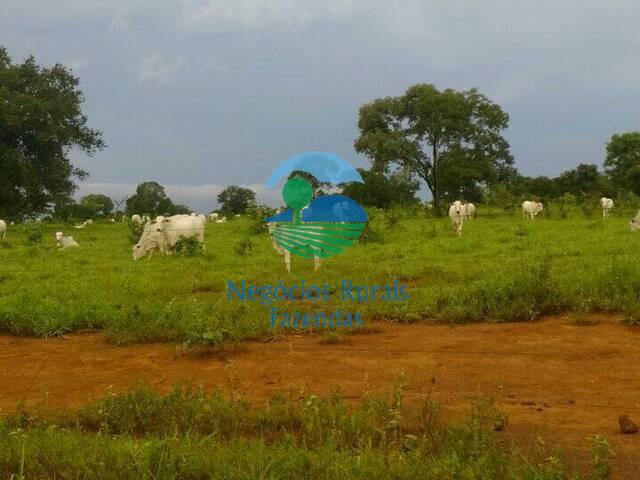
top-left (178, 0), bottom-right (358, 31)
top-left (137, 52), bottom-right (187, 83)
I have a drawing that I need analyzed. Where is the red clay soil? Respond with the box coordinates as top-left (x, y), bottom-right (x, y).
top-left (1, 315), bottom-right (639, 477)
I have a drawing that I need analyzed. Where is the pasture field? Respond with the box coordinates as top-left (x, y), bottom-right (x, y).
top-left (2, 207), bottom-right (640, 478)
top-left (1, 207), bottom-right (639, 343)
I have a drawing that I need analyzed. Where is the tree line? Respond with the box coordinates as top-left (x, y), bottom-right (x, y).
top-left (1, 47), bottom-right (639, 220)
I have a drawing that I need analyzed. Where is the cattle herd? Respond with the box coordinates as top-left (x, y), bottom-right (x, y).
top-left (1, 198), bottom-right (640, 256)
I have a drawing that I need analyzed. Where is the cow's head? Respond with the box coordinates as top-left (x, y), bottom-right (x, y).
top-left (452, 200), bottom-right (464, 215)
top-left (133, 220), bottom-right (164, 260)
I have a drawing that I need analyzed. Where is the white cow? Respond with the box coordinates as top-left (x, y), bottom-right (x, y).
top-left (464, 203), bottom-right (476, 219)
top-left (133, 214), bottom-right (205, 260)
top-left (600, 197), bottom-right (614, 219)
top-left (522, 201), bottom-right (543, 220)
top-left (0, 220), bottom-right (6, 240)
top-left (267, 222), bottom-right (320, 272)
top-left (215, 216), bottom-right (228, 224)
top-left (55, 232), bottom-right (79, 249)
top-left (448, 201), bottom-right (465, 236)
top-left (131, 214), bottom-right (142, 226)
top-left (208, 213), bottom-right (219, 222)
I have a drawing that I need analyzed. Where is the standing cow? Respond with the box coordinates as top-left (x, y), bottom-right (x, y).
top-left (448, 201), bottom-right (465, 236)
top-left (464, 203), bottom-right (476, 219)
top-left (266, 222), bottom-right (320, 272)
top-left (600, 197), bottom-right (614, 219)
top-left (0, 220), bottom-right (6, 240)
top-left (133, 214), bottom-right (205, 260)
top-left (522, 201), bottom-right (543, 220)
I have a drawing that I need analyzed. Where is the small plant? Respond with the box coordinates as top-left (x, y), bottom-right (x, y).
top-left (360, 222), bottom-right (382, 243)
top-left (173, 237), bottom-right (203, 257)
top-left (318, 330), bottom-right (346, 344)
top-left (384, 206), bottom-right (401, 226)
top-left (183, 329), bottom-right (228, 355)
top-left (24, 230), bottom-right (44, 247)
top-left (590, 435), bottom-right (612, 480)
top-left (234, 237), bottom-right (254, 256)
top-left (569, 310), bottom-right (599, 326)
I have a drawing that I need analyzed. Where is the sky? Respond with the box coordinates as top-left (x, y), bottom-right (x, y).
top-left (2, 0), bottom-right (639, 211)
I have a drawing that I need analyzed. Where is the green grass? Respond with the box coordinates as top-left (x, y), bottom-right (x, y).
top-left (1, 207), bottom-right (639, 342)
top-left (0, 384), bottom-right (590, 479)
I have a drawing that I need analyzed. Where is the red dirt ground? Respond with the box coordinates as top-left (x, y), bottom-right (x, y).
top-left (1, 315), bottom-right (639, 477)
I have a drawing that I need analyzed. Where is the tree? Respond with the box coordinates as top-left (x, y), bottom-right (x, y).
top-left (341, 168), bottom-right (420, 208)
top-left (354, 84), bottom-right (513, 212)
top-left (77, 194), bottom-right (114, 219)
top-left (556, 164), bottom-right (611, 198)
top-left (605, 132), bottom-right (640, 194)
top-left (217, 186), bottom-right (256, 215)
top-left (0, 47), bottom-right (105, 219)
top-left (126, 182), bottom-right (176, 216)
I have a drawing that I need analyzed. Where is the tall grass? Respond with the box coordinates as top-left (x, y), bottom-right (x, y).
top-left (0, 207), bottom-right (639, 342)
top-left (0, 384), bottom-right (589, 479)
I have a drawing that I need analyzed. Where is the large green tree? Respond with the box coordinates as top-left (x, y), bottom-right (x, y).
top-left (0, 47), bottom-right (105, 219)
top-left (217, 186), bottom-right (256, 215)
top-left (605, 132), bottom-right (640, 194)
top-left (341, 168), bottom-right (420, 208)
top-left (77, 194), bottom-right (114, 219)
top-left (354, 84), bottom-right (513, 212)
top-left (126, 182), bottom-right (178, 216)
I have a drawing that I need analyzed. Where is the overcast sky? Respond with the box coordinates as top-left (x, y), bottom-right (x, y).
top-left (2, 1), bottom-right (639, 210)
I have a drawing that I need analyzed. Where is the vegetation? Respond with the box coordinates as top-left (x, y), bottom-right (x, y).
top-left (125, 182), bottom-right (190, 217)
top-left (0, 48), bottom-right (105, 221)
top-left (218, 186), bottom-right (257, 216)
top-left (355, 84), bottom-right (514, 210)
top-left (0, 383), bottom-right (593, 479)
top-left (1, 205), bottom-right (639, 343)
top-left (341, 168), bottom-right (420, 208)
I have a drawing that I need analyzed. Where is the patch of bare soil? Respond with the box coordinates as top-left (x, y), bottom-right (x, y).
top-left (1, 315), bottom-right (639, 478)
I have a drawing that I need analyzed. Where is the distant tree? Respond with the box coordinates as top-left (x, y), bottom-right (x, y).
top-left (605, 132), bottom-right (640, 194)
top-left (126, 182), bottom-right (176, 216)
top-left (556, 164), bottom-right (611, 198)
top-left (77, 194), bottom-right (114, 219)
top-left (287, 171), bottom-right (331, 197)
top-left (0, 47), bottom-right (105, 219)
top-left (506, 174), bottom-right (560, 201)
top-left (341, 168), bottom-right (420, 208)
top-left (355, 84), bottom-right (513, 212)
top-left (217, 186), bottom-right (256, 215)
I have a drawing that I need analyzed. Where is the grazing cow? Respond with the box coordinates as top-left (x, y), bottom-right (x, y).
top-left (55, 232), bottom-right (79, 249)
top-left (131, 214), bottom-right (142, 226)
top-left (215, 216), bottom-right (227, 224)
top-left (208, 213), bottom-right (219, 222)
top-left (0, 220), bottom-right (6, 240)
top-left (522, 201), bottom-right (543, 220)
top-left (600, 197), bottom-right (614, 219)
top-left (464, 203), bottom-right (476, 219)
top-left (448, 201), bottom-right (465, 236)
top-left (110, 218), bottom-right (116, 223)
top-left (133, 214), bottom-right (205, 260)
top-left (266, 222), bottom-right (320, 272)
top-left (630, 210), bottom-right (640, 231)
top-left (73, 222), bottom-right (87, 229)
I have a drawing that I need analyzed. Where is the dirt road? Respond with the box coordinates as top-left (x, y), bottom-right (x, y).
top-left (1, 316), bottom-right (639, 477)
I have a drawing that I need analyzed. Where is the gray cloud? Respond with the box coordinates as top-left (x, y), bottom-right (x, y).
top-left (3, 0), bottom-right (639, 208)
